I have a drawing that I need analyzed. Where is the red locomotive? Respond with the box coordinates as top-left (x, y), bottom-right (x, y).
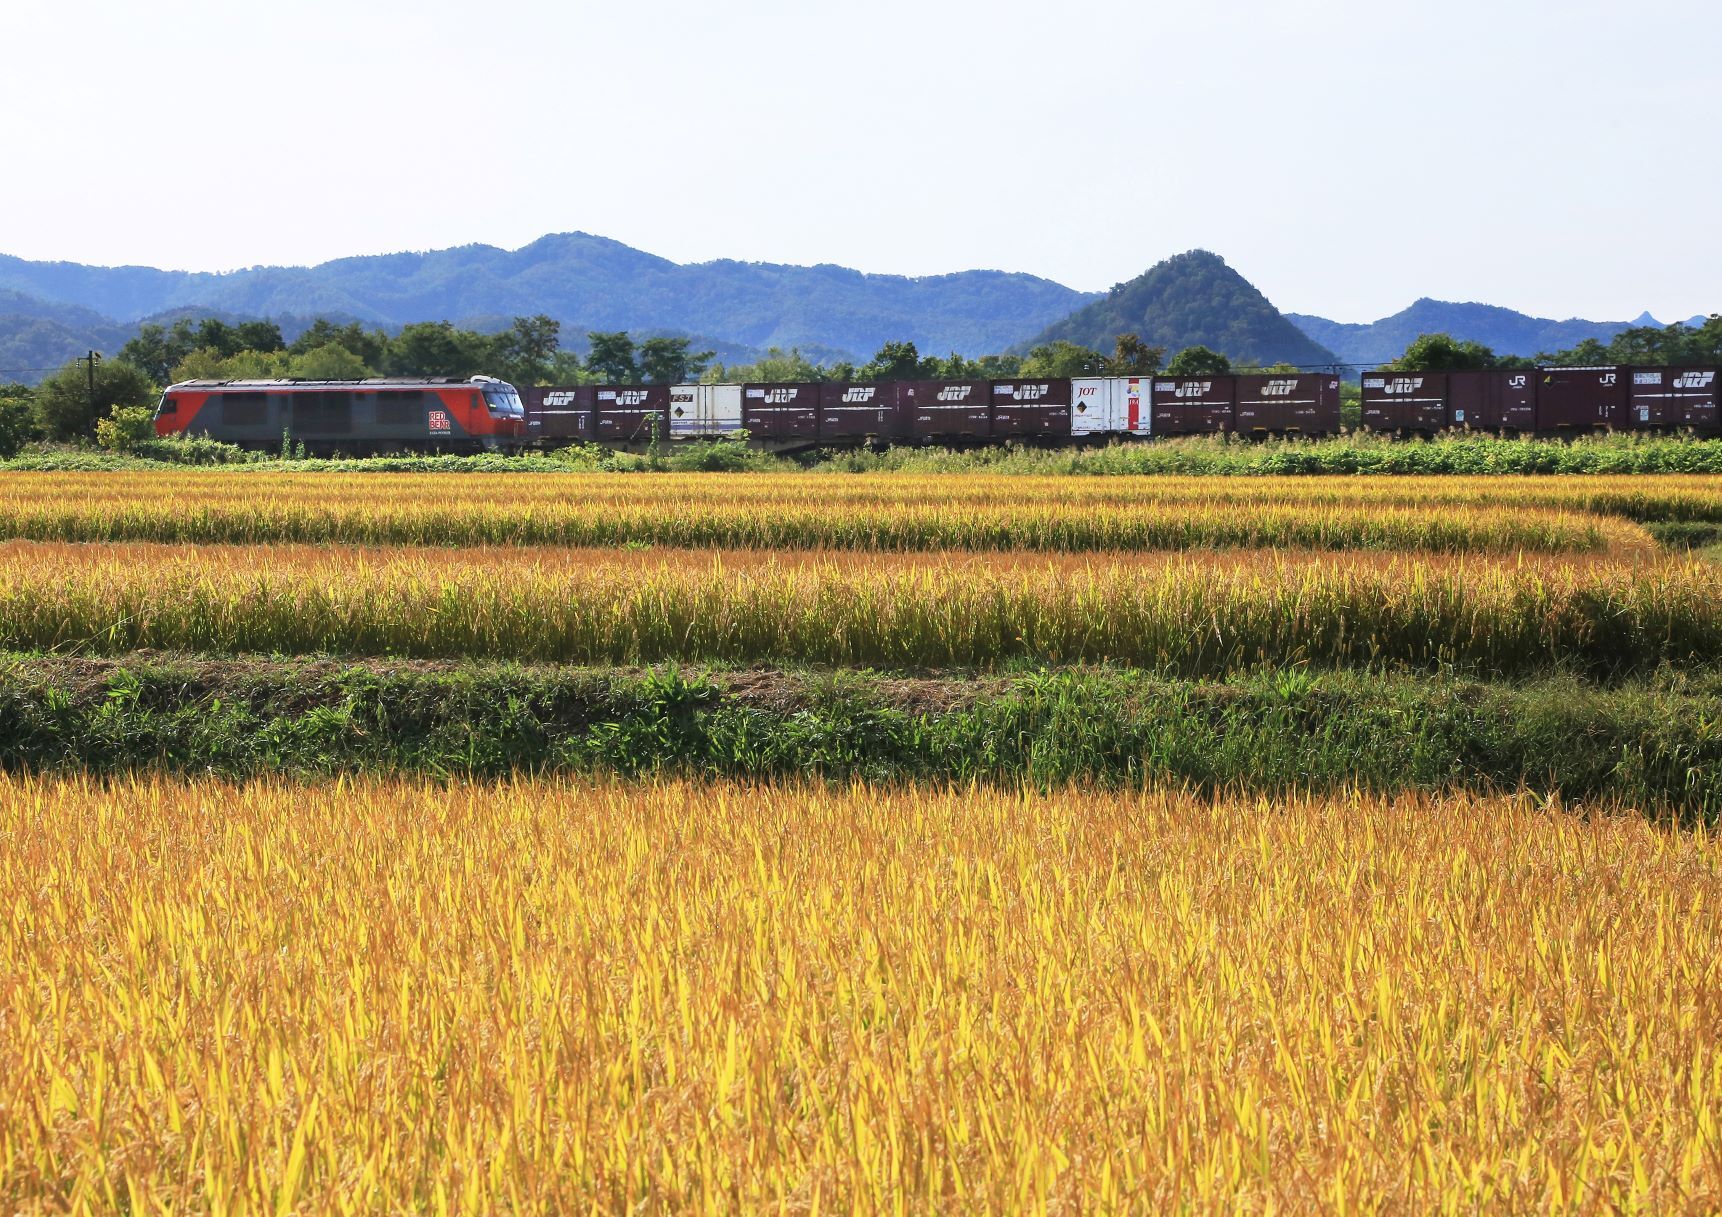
top-left (154, 376), bottom-right (525, 453)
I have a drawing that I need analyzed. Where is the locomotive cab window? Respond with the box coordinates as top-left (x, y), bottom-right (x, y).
top-left (484, 387), bottom-right (524, 418)
top-left (155, 393), bottom-right (177, 416)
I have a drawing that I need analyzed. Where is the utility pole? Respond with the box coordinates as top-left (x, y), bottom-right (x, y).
top-left (85, 350), bottom-right (101, 424)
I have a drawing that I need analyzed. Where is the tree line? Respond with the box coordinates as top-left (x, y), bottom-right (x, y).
top-left (1390, 316), bottom-right (1722, 372)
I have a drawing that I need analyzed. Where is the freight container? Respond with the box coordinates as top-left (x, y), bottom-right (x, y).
top-left (1535, 366), bottom-right (1626, 430)
top-left (818, 382), bottom-right (903, 441)
top-left (1628, 367), bottom-right (1719, 432)
top-left (990, 379), bottom-right (1073, 438)
top-left (1360, 372), bottom-right (1447, 432)
top-left (524, 385), bottom-right (595, 441)
top-left (900, 379), bottom-right (991, 439)
top-left (594, 385), bottom-right (670, 443)
top-left (1070, 377), bottom-right (1150, 437)
top-left (1447, 370), bottom-right (1534, 432)
top-left (669, 383), bottom-right (743, 437)
top-left (1234, 374), bottom-right (1340, 433)
top-left (1151, 376), bottom-right (1236, 434)
top-left (742, 382), bottom-right (820, 441)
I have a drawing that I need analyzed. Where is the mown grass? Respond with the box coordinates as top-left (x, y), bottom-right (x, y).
top-left (3, 775), bottom-right (1718, 1211)
top-left (8, 657), bottom-right (1722, 815)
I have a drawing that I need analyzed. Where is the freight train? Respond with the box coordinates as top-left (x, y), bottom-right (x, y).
top-left (155, 364), bottom-right (1720, 453)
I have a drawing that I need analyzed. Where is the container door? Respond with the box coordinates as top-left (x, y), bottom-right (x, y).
top-left (707, 384), bottom-right (742, 433)
top-left (1070, 378), bottom-right (1112, 434)
top-left (1676, 369), bottom-right (1719, 432)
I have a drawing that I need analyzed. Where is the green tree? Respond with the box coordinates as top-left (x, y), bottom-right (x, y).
top-left (703, 347), bottom-right (828, 384)
top-left (1536, 337), bottom-right (1610, 367)
top-left (857, 341), bottom-right (934, 381)
top-left (1112, 333), bottom-right (1164, 375)
top-left (1019, 340), bottom-right (1107, 378)
top-left (287, 343), bottom-right (373, 380)
top-left (385, 322), bottom-right (492, 378)
top-left (0, 383), bottom-right (36, 458)
top-left (545, 350), bottom-right (599, 384)
top-left (118, 323), bottom-right (195, 384)
top-left (492, 315), bottom-right (561, 386)
top-left (1164, 345), bottom-right (1232, 377)
top-left (639, 336), bottom-right (714, 385)
top-left (289, 320), bottom-right (390, 369)
top-left (33, 357), bottom-right (156, 440)
top-left (170, 348), bottom-right (290, 382)
top-left (1391, 333), bottom-right (1497, 372)
top-left (191, 319), bottom-right (242, 358)
top-left (585, 331), bottom-right (640, 383)
top-left (234, 320), bottom-right (286, 353)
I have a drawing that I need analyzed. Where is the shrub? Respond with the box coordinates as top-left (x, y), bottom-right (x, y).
top-left (94, 405), bottom-right (158, 452)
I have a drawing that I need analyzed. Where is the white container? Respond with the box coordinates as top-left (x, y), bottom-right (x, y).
top-left (1070, 377), bottom-right (1151, 436)
top-left (669, 383), bottom-right (743, 437)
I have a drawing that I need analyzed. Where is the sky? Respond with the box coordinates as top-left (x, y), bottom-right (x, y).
top-left (1, 0), bottom-right (1718, 324)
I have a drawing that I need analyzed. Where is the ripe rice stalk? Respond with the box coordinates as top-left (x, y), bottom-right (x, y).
top-left (0, 541), bottom-right (1713, 675)
top-left (0, 775), bottom-right (1717, 1211)
top-left (0, 470), bottom-right (1676, 553)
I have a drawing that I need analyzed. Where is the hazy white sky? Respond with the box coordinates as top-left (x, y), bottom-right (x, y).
top-left (2, 0), bottom-right (1718, 322)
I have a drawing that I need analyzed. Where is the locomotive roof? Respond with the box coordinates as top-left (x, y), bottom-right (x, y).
top-left (166, 375), bottom-right (514, 391)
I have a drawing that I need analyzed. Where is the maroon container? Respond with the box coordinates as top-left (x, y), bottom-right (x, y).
top-left (990, 379), bottom-right (1072, 438)
top-left (1151, 375), bottom-right (1236, 434)
top-left (525, 384), bottom-right (596, 441)
top-left (818, 382), bottom-right (903, 441)
top-left (742, 383), bottom-right (820, 440)
top-left (1536, 367), bottom-right (1626, 430)
top-left (1234, 373), bottom-right (1339, 433)
top-left (1629, 367), bottom-right (1719, 433)
top-left (594, 384), bottom-right (670, 443)
top-left (900, 380), bottom-right (990, 439)
top-left (1447, 370), bottom-right (1534, 432)
top-left (1360, 372), bottom-right (1447, 432)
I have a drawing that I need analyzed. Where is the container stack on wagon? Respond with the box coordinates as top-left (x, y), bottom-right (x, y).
top-left (991, 379), bottom-right (1073, 439)
top-left (743, 383), bottom-right (821, 441)
top-left (1235, 374), bottom-right (1342, 433)
top-left (1152, 376), bottom-right (1236, 435)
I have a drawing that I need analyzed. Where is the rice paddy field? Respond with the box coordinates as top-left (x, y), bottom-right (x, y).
top-left (4, 777), bottom-right (1720, 1212)
top-left (5, 464), bottom-right (1722, 1210)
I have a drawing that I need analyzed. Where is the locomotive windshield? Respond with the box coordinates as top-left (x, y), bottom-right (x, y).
top-left (483, 386), bottom-right (524, 418)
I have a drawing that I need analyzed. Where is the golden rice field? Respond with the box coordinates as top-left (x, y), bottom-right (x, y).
top-left (3, 539), bottom-right (1713, 673)
top-left (0, 470), bottom-right (1678, 553)
top-left (2, 776), bottom-right (1718, 1213)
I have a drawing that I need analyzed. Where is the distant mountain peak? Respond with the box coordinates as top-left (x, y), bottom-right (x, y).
top-left (1287, 299), bottom-right (1657, 367)
top-left (1026, 249), bottom-right (1337, 367)
top-left (0, 234), bottom-right (1100, 368)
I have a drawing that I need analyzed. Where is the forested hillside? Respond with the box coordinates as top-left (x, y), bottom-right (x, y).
top-left (1289, 299), bottom-right (1664, 366)
top-left (0, 234), bottom-right (1095, 365)
top-left (1024, 251), bottom-right (1337, 368)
